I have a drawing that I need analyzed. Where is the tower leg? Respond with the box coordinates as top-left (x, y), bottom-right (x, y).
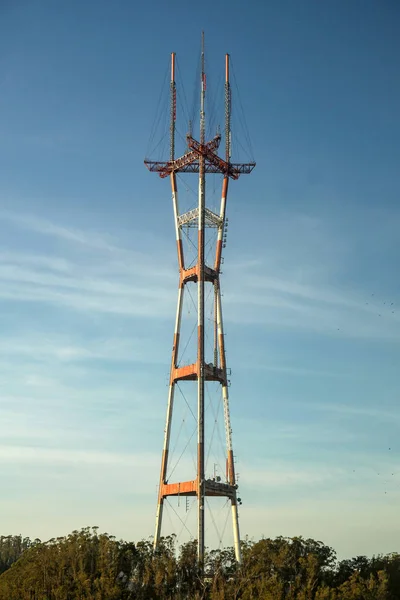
top-left (216, 283), bottom-right (242, 563)
top-left (154, 380), bottom-right (176, 551)
top-left (154, 499), bottom-right (164, 549)
top-left (154, 284), bottom-right (184, 551)
top-left (231, 499), bottom-right (242, 563)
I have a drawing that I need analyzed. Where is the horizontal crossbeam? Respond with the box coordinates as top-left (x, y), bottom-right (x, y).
top-left (180, 264), bottom-right (218, 286)
top-left (160, 479), bottom-right (237, 499)
top-left (145, 161), bottom-right (255, 176)
top-left (144, 134), bottom-right (255, 179)
top-left (171, 362), bottom-right (226, 385)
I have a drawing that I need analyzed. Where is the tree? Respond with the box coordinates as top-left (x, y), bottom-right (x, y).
top-left (337, 570), bottom-right (389, 600)
top-left (0, 528), bottom-right (398, 600)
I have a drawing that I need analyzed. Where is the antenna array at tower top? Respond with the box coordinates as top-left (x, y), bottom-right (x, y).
top-left (145, 36), bottom-right (255, 179)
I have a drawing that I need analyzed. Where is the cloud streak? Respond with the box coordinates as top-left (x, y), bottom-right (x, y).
top-left (0, 213), bottom-right (176, 318)
top-left (306, 401), bottom-right (400, 423)
top-left (0, 444), bottom-right (158, 467)
top-left (0, 210), bottom-right (399, 341)
top-left (224, 268), bottom-right (400, 340)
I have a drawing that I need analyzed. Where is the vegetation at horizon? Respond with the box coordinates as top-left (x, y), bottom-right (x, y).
top-left (0, 526), bottom-right (398, 599)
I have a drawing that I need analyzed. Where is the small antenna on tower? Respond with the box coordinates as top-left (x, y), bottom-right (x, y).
top-left (170, 52), bottom-right (176, 161)
top-left (225, 53), bottom-right (232, 162)
top-left (200, 31), bottom-right (205, 145)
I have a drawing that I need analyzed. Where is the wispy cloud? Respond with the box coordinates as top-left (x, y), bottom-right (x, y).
top-left (0, 334), bottom-right (167, 365)
top-left (306, 401), bottom-right (400, 423)
top-left (243, 363), bottom-right (348, 378)
top-left (242, 463), bottom-right (345, 488)
top-left (224, 264), bottom-right (400, 340)
top-left (221, 208), bottom-right (400, 339)
top-left (1, 210), bottom-right (398, 340)
top-left (0, 445), bottom-right (158, 467)
top-left (0, 211), bottom-right (119, 252)
top-left (0, 212), bottom-right (175, 317)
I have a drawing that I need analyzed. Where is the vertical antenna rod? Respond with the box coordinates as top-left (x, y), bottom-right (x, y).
top-left (170, 52), bottom-right (176, 161)
top-left (200, 31), bottom-right (206, 144)
top-left (214, 53), bottom-right (231, 274)
top-left (225, 53), bottom-right (230, 163)
top-left (197, 29), bottom-right (206, 565)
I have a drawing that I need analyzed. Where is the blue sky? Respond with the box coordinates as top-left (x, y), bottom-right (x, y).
top-left (1, 0), bottom-right (400, 559)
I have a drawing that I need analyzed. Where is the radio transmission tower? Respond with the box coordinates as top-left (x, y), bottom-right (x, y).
top-left (144, 33), bottom-right (255, 564)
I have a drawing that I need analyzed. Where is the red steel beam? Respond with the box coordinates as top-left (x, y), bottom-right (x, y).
top-left (160, 479), bottom-right (236, 499)
top-left (161, 480), bottom-right (197, 497)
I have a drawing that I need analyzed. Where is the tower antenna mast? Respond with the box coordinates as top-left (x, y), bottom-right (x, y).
top-left (197, 29), bottom-right (206, 563)
top-left (145, 34), bottom-right (255, 565)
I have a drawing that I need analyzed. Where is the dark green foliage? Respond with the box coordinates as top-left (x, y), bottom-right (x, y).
top-left (0, 527), bottom-right (398, 599)
top-left (0, 535), bottom-right (40, 574)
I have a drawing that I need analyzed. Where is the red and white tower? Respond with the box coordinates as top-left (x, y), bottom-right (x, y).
top-left (145, 33), bottom-right (255, 564)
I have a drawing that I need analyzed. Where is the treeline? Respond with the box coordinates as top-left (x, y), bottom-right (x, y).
top-left (0, 527), bottom-right (399, 599)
